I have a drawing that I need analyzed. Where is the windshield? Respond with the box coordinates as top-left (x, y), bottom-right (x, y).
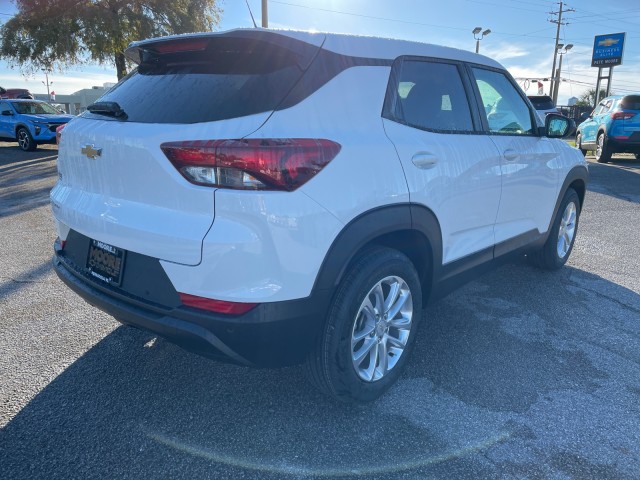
top-left (528, 96), bottom-right (555, 110)
top-left (12, 101), bottom-right (60, 115)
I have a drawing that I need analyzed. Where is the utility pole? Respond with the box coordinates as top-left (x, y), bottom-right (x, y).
top-left (262, 0), bottom-right (268, 28)
top-left (548, 2), bottom-right (574, 101)
top-left (42, 71), bottom-right (53, 100)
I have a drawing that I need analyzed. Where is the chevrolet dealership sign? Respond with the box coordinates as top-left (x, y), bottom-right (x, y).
top-left (592, 33), bottom-right (626, 67)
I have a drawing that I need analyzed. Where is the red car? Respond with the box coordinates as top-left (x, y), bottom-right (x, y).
top-left (0, 86), bottom-right (34, 99)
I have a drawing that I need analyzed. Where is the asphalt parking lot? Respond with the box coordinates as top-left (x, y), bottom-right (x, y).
top-left (0, 141), bottom-right (639, 479)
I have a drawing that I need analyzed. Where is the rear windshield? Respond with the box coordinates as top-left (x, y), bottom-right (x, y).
top-left (528, 96), bottom-right (555, 110)
top-left (620, 95), bottom-right (640, 110)
top-left (84, 37), bottom-right (315, 124)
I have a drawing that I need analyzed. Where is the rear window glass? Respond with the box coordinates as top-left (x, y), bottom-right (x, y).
top-left (528, 96), bottom-right (555, 110)
top-left (84, 38), bottom-right (313, 124)
top-left (620, 95), bottom-right (640, 110)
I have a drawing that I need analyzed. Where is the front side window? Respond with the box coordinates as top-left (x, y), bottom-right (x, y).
top-left (472, 68), bottom-right (535, 135)
top-left (387, 59), bottom-right (474, 132)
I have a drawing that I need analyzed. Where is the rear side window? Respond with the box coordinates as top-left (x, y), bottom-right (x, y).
top-left (85, 37), bottom-right (316, 124)
top-left (384, 59), bottom-right (474, 132)
top-left (472, 67), bottom-right (535, 135)
top-left (620, 95), bottom-right (640, 110)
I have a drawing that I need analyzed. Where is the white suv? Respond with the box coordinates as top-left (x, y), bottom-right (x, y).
top-left (51, 29), bottom-right (587, 402)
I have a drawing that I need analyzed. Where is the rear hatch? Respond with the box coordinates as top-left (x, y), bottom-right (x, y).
top-left (51, 30), bottom-right (324, 265)
top-left (616, 95), bottom-right (640, 140)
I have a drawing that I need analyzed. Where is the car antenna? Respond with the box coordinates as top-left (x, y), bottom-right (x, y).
top-left (245, 0), bottom-right (258, 28)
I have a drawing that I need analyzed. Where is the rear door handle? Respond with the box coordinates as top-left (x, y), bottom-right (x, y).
top-left (503, 149), bottom-right (519, 161)
top-left (411, 152), bottom-right (438, 169)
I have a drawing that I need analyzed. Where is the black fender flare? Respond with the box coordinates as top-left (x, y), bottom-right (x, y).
top-left (536, 165), bottom-right (588, 246)
top-left (311, 203), bottom-right (443, 299)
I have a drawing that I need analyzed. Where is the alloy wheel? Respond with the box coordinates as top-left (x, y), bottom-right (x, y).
top-left (351, 275), bottom-right (413, 382)
top-left (596, 134), bottom-right (603, 159)
top-left (557, 201), bottom-right (577, 258)
top-left (18, 130), bottom-right (30, 150)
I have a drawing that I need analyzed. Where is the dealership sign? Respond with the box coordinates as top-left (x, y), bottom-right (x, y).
top-left (592, 32), bottom-right (626, 67)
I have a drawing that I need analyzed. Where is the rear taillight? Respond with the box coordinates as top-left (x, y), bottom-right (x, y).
top-left (611, 111), bottom-right (636, 120)
top-left (179, 293), bottom-right (257, 315)
top-left (56, 124), bottom-right (66, 144)
top-left (160, 139), bottom-right (341, 191)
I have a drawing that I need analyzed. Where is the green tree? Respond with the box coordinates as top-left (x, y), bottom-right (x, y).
top-left (0, 0), bottom-right (222, 80)
top-left (575, 87), bottom-right (612, 107)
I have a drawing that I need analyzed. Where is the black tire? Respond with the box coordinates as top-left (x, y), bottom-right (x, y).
top-left (595, 132), bottom-right (611, 163)
top-left (575, 132), bottom-right (587, 157)
top-left (17, 127), bottom-right (36, 151)
top-left (305, 246), bottom-right (423, 403)
top-left (529, 188), bottom-right (581, 270)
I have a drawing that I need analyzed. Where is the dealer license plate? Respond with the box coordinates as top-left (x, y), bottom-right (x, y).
top-left (86, 239), bottom-right (125, 286)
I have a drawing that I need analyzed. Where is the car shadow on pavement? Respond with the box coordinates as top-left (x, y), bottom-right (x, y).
top-left (1, 263), bottom-right (638, 479)
top-left (587, 156), bottom-right (640, 205)
top-left (0, 146), bottom-right (58, 219)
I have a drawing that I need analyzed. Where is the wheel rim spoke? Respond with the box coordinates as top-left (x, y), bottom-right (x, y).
top-left (364, 342), bottom-right (379, 382)
top-left (373, 283), bottom-right (384, 313)
top-left (383, 281), bottom-right (401, 312)
top-left (376, 339), bottom-right (388, 379)
top-left (386, 289), bottom-right (410, 320)
top-left (353, 337), bottom-right (377, 366)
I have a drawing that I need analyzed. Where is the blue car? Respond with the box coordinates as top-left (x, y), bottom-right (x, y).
top-left (576, 94), bottom-right (640, 163)
top-left (0, 99), bottom-right (74, 151)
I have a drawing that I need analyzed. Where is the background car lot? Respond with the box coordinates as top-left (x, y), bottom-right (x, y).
top-left (0, 142), bottom-right (639, 479)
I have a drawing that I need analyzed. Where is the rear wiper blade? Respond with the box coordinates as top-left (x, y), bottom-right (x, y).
top-left (87, 101), bottom-right (127, 119)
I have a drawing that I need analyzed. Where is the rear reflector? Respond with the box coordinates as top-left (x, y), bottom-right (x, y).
top-left (611, 112), bottom-right (636, 120)
top-left (161, 139), bottom-right (341, 191)
top-left (179, 293), bottom-right (258, 315)
top-left (611, 136), bottom-right (630, 140)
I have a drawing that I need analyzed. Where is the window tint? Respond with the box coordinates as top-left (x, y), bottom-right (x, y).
top-left (389, 60), bottom-right (474, 132)
top-left (472, 68), bottom-right (534, 135)
top-left (0, 101), bottom-right (10, 114)
top-left (85, 38), bottom-right (312, 124)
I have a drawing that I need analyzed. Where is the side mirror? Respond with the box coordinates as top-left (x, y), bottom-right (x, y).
top-left (545, 113), bottom-right (575, 138)
top-left (579, 112), bottom-right (590, 122)
top-left (1, 110), bottom-right (13, 116)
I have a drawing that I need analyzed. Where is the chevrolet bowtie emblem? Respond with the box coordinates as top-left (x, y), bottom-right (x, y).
top-left (81, 144), bottom-right (102, 159)
top-left (598, 38), bottom-right (620, 47)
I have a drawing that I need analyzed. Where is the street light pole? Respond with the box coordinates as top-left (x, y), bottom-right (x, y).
top-left (262, 0), bottom-right (268, 27)
top-left (552, 44), bottom-right (573, 105)
top-left (472, 27), bottom-right (491, 53)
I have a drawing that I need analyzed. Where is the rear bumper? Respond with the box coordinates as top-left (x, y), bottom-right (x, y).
top-left (53, 239), bottom-right (330, 367)
top-left (606, 135), bottom-right (640, 153)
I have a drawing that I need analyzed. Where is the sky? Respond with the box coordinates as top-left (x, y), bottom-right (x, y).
top-left (1, 0), bottom-right (639, 104)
